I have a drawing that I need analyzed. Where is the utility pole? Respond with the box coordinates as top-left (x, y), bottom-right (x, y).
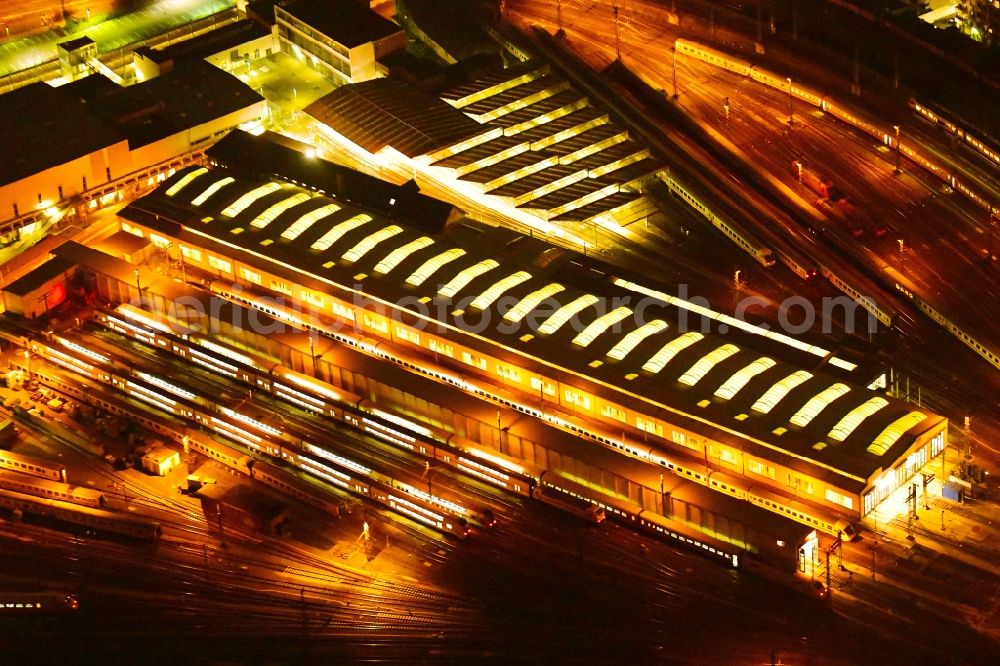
top-left (893, 125), bottom-right (902, 175)
top-left (614, 5), bottom-right (621, 62)
top-left (786, 77), bottom-right (794, 125)
top-left (556, 0), bottom-right (564, 36)
top-left (671, 45), bottom-right (678, 99)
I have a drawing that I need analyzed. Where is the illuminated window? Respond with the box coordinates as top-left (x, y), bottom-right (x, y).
top-left (461, 351), bottom-right (487, 370)
top-left (747, 459), bottom-right (775, 479)
top-left (239, 267), bottom-right (262, 284)
top-left (362, 312), bottom-right (388, 334)
top-left (719, 448), bottom-right (738, 465)
top-left (496, 364), bottom-right (521, 383)
top-left (311, 214), bottom-right (373, 251)
top-left (642, 332), bottom-right (703, 374)
top-left (867, 411), bottom-right (926, 456)
top-left (148, 233), bottom-right (169, 249)
top-left (208, 256), bottom-right (232, 273)
top-left (342, 225), bottom-right (403, 263)
top-left (789, 383), bottom-right (850, 427)
top-left (192, 176), bottom-right (235, 206)
top-left (572, 307), bottom-right (632, 347)
top-left (503, 283), bottom-right (565, 323)
top-left (529, 377), bottom-right (555, 396)
top-left (180, 245), bottom-right (202, 262)
top-left (606, 320), bottom-right (668, 361)
top-left (751, 371), bottom-right (812, 414)
top-left (330, 301), bottom-right (355, 322)
top-left (121, 222), bottom-right (144, 237)
top-left (406, 248), bottom-right (466, 287)
top-left (825, 489), bottom-right (854, 509)
top-left (829, 397), bottom-right (889, 441)
top-left (250, 192), bottom-right (312, 229)
top-left (538, 295), bottom-right (599, 335)
top-left (221, 182), bottom-right (282, 217)
top-left (636, 416), bottom-right (663, 436)
top-left (374, 237), bottom-right (434, 274)
top-left (470, 272), bottom-right (532, 310)
top-left (281, 203), bottom-right (340, 240)
top-left (563, 388), bottom-right (591, 410)
top-left (270, 280), bottom-right (292, 296)
top-left (429, 339), bottom-right (453, 357)
top-left (678, 344), bottom-right (739, 386)
top-left (438, 260), bottom-right (499, 298)
top-left (600, 404), bottom-right (627, 422)
top-left (165, 167), bottom-right (207, 196)
top-left (299, 290), bottom-right (325, 309)
top-left (714, 357), bottom-right (776, 400)
top-left (395, 326), bottom-right (420, 344)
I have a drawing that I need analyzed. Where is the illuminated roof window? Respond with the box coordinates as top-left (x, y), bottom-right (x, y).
top-left (438, 260), bottom-right (499, 298)
top-left (828, 397), bottom-right (889, 442)
top-left (789, 383), bottom-right (851, 427)
top-left (606, 320), bottom-right (668, 361)
top-left (192, 176), bottom-right (236, 206)
top-left (281, 203), bottom-right (341, 240)
top-left (572, 307), bottom-right (632, 347)
top-left (406, 249), bottom-right (466, 287)
top-left (642, 332), bottom-right (703, 374)
top-left (867, 411), bottom-right (926, 456)
top-left (250, 192), bottom-right (312, 229)
top-left (221, 182), bottom-right (282, 217)
top-left (166, 167), bottom-right (207, 196)
top-left (503, 283), bottom-right (565, 323)
top-left (342, 225), bottom-right (403, 263)
top-left (751, 370), bottom-right (812, 414)
top-left (538, 295), bottom-right (599, 335)
top-left (470, 272), bottom-right (532, 310)
top-left (374, 237), bottom-right (434, 275)
top-left (310, 214), bottom-right (373, 251)
top-left (678, 344), bottom-right (739, 386)
top-left (714, 357), bottom-right (777, 401)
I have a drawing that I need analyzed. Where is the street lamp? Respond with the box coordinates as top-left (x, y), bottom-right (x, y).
top-left (893, 125), bottom-right (902, 175)
top-left (134, 268), bottom-right (143, 305)
top-left (786, 77), bottom-right (793, 125)
top-left (671, 46), bottom-right (678, 99)
top-left (795, 160), bottom-right (803, 183)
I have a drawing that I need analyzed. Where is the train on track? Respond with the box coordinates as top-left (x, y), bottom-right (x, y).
top-left (0, 591), bottom-right (79, 613)
top-left (0, 448), bottom-right (67, 483)
top-left (0, 486), bottom-right (160, 542)
top-left (0, 469), bottom-right (105, 509)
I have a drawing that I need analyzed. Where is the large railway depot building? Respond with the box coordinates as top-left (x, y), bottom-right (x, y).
top-left (111, 131), bottom-right (946, 533)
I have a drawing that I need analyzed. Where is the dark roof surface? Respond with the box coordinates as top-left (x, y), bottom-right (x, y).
top-left (305, 79), bottom-right (480, 158)
top-left (153, 19), bottom-right (270, 63)
top-left (278, 0), bottom-right (401, 47)
top-left (4, 256), bottom-right (76, 297)
top-left (0, 83), bottom-right (125, 186)
top-left (206, 129), bottom-right (454, 232)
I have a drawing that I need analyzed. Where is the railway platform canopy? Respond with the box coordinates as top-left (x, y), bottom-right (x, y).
top-left (304, 60), bottom-right (669, 242)
top-left (112, 144), bottom-right (946, 522)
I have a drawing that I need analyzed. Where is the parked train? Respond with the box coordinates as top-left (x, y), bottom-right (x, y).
top-left (96, 304), bottom-right (539, 499)
top-left (0, 448), bottom-right (67, 483)
top-left (0, 591), bottom-right (79, 613)
top-left (0, 469), bottom-right (105, 509)
top-left (675, 39), bottom-right (998, 216)
top-left (17, 340), bottom-right (484, 540)
top-left (0, 487), bottom-right (160, 542)
top-left (910, 99), bottom-right (1000, 169)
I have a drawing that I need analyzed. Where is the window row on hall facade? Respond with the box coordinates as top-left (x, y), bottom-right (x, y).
top-left (122, 220), bottom-right (863, 517)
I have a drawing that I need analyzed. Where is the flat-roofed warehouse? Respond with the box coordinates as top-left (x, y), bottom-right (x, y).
top-left (114, 132), bottom-right (947, 532)
top-left (305, 62), bottom-right (670, 249)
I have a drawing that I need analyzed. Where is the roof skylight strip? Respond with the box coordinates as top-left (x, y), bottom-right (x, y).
top-left (572, 307), bottom-right (631, 347)
top-left (342, 226), bottom-right (403, 263)
top-left (310, 214), bottom-right (373, 251)
top-left (250, 193), bottom-right (312, 229)
top-left (867, 411), bottom-right (926, 456)
top-left (470, 272), bottom-right (532, 310)
top-left (192, 176), bottom-right (235, 206)
top-left (538, 295), bottom-right (599, 335)
top-left (281, 203), bottom-right (341, 240)
top-left (829, 397), bottom-right (889, 442)
top-left (438, 260), bottom-right (499, 298)
top-left (606, 320), bottom-right (668, 361)
top-left (166, 167), bottom-right (208, 196)
top-left (714, 357), bottom-right (777, 401)
top-left (789, 383), bottom-right (851, 428)
top-left (221, 182), bottom-right (282, 217)
top-left (503, 283), bottom-right (565, 323)
top-left (751, 370), bottom-right (812, 414)
top-left (678, 344), bottom-right (739, 386)
top-left (374, 237), bottom-right (434, 274)
top-left (406, 249), bottom-right (466, 287)
top-left (642, 332), bottom-right (703, 374)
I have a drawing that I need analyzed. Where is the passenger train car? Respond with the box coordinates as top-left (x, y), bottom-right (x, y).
top-left (0, 469), bottom-right (105, 509)
top-left (0, 449), bottom-right (67, 483)
top-left (0, 487), bottom-right (160, 542)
